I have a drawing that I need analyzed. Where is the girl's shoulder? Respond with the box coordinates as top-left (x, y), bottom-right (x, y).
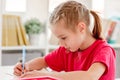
top-left (94, 39), bottom-right (115, 56)
top-left (94, 39), bottom-right (111, 48)
top-left (89, 39), bottom-right (115, 54)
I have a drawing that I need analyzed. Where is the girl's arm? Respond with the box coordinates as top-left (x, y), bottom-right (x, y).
top-left (21, 62), bottom-right (105, 80)
top-left (26, 57), bottom-right (48, 71)
top-left (50, 62), bottom-right (106, 80)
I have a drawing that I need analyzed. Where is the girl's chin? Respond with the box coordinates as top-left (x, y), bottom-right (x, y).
top-left (65, 47), bottom-right (78, 52)
top-left (69, 49), bottom-right (78, 52)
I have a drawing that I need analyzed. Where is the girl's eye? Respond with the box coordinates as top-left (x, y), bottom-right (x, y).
top-left (61, 37), bottom-right (66, 40)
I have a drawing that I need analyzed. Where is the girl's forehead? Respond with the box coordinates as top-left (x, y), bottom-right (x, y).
top-left (51, 20), bottom-right (67, 31)
top-left (51, 25), bottom-right (67, 34)
top-left (51, 25), bottom-right (76, 38)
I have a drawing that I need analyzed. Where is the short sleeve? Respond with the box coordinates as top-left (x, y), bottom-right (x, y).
top-left (45, 47), bottom-right (65, 71)
top-left (92, 46), bottom-right (115, 74)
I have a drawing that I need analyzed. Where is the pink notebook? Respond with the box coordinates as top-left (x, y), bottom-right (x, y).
top-left (20, 76), bottom-right (59, 80)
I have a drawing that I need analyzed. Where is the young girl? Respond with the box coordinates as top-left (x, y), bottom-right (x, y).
top-left (14, 1), bottom-right (116, 80)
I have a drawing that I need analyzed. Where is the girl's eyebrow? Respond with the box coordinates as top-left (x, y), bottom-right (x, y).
top-left (58, 34), bottom-right (65, 38)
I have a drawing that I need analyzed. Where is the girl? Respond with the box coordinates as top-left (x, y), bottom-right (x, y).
top-left (14, 1), bottom-right (116, 80)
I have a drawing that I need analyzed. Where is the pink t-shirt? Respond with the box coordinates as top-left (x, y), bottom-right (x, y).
top-left (45, 40), bottom-right (116, 80)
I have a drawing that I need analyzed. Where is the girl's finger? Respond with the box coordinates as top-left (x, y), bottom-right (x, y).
top-left (14, 71), bottom-right (21, 76)
top-left (13, 64), bottom-right (23, 76)
top-left (20, 72), bottom-right (32, 78)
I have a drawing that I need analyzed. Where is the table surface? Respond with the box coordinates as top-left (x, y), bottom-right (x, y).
top-left (0, 66), bottom-right (120, 80)
top-left (0, 66), bottom-right (20, 80)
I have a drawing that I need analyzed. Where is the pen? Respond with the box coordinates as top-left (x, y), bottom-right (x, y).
top-left (22, 46), bottom-right (26, 74)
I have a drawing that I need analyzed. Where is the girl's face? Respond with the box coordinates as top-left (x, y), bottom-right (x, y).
top-left (51, 20), bottom-right (86, 52)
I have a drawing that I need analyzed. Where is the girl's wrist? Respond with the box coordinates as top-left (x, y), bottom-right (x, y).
top-left (25, 62), bottom-right (33, 71)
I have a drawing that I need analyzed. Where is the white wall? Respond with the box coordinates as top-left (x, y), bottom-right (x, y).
top-left (104, 0), bottom-right (120, 18)
top-left (24, 0), bottom-right (48, 23)
top-left (76, 0), bottom-right (92, 9)
top-left (0, 0), bottom-right (2, 46)
top-left (0, 0), bottom-right (2, 65)
top-left (1, 0), bottom-right (48, 23)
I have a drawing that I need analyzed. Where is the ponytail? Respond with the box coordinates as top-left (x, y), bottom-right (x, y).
top-left (90, 10), bottom-right (102, 39)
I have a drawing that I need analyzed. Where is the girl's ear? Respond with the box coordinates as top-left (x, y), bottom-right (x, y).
top-left (77, 22), bottom-right (86, 32)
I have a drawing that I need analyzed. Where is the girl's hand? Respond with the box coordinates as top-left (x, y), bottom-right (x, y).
top-left (13, 62), bottom-right (29, 76)
top-left (20, 70), bottom-right (47, 78)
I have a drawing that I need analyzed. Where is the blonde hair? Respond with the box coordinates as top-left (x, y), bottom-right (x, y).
top-left (50, 1), bottom-right (102, 39)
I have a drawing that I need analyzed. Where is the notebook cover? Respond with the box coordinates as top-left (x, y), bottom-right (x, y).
top-left (20, 76), bottom-right (59, 80)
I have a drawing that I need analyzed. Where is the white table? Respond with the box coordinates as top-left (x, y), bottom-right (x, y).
top-left (0, 66), bottom-right (19, 80)
top-left (0, 66), bottom-right (120, 80)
